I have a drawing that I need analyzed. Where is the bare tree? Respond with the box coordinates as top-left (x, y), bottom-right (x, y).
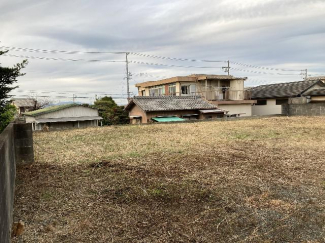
top-left (34, 98), bottom-right (53, 110)
top-left (27, 94), bottom-right (53, 110)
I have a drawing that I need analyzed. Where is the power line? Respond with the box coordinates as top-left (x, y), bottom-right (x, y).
top-left (14, 89), bottom-right (131, 95)
top-left (129, 60), bottom-right (224, 69)
top-left (11, 94), bottom-right (129, 99)
top-left (130, 52), bottom-right (226, 63)
top-left (230, 66), bottom-right (301, 76)
top-left (0, 46), bottom-right (126, 55)
top-left (3, 53), bottom-right (224, 69)
top-left (132, 73), bottom-right (169, 79)
top-left (4, 44), bottom-right (323, 82)
top-left (2, 54), bottom-right (125, 63)
top-left (230, 61), bottom-right (303, 72)
top-left (2, 45), bottom-right (322, 75)
top-left (309, 73), bottom-right (325, 76)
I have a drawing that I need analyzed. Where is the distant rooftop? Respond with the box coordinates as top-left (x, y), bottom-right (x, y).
top-left (125, 96), bottom-right (217, 112)
top-left (135, 74), bottom-right (247, 88)
top-left (24, 103), bottom-right (82, 117)
top-left (12, 98), bottom-right (35, 107)
top-left (250, 80), bottom-right (325, 99)
top-left (306, 76), bottom-right (325, 81)
top-left (303, 88), bottom-right (325, 96)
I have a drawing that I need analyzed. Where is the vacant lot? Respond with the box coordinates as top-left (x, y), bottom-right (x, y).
top-left (13, 117), bottom-right (325, 242)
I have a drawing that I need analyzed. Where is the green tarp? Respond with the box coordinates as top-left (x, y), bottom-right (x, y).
top-left (152, 117), bottom-right (185, 122)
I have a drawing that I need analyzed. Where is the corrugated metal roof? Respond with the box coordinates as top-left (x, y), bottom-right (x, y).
top-left (125, 96), bottom-right (217, 112)
top-left (152, 117), bottom-right (185, 122)
top-left (250, 80), bottom-right (324, 99)
top-left (24, 104), bottom-right (97, 117)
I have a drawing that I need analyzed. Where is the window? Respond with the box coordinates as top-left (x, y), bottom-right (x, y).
top-left (181, 85), bottom-right (190, 95)
top-left (169, 84), bottom-right (176, 96)
top-left (149, 89), bottom-right (158, 96)
top-left (181, 84), bottom-right (196, 95)
top-left (256, 100), bottom-right (267, 105)
top-left (190, 84), bottom-right (196, 95)
top-left (276, 99), bottom-right (288, 105)
top-left (149, 86), bottom-right (164, 96)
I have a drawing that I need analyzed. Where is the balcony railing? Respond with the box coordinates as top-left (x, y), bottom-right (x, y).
top-left (199, 87), bottom-right (251, 101)
top-left (147, 87), bottom-right (251, 101)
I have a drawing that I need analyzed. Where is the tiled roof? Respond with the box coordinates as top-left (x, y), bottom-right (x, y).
top-left (306, 76), bottom-right (325, 81)
top-left (250, 80), bottom-right (324, 99)
top-left (12, 98), bottom-right (35, 107)
top-left (24, 103), bottom-right (82, 117)
top-left (303, 88), bottom-right (325, 96)
top-left (125, 96), bottom-right (217, 112)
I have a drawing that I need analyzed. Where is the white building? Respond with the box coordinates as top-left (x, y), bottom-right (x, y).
top-left (24, 104), bottom-right (103, 131)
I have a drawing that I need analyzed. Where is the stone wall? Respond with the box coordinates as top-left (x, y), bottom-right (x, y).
top-left (282, 102), bottom-right (325, 116)
top-left (0, 123), bottom-right (34, 243)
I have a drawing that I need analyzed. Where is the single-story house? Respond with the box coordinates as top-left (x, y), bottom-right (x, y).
top-left (124, 96), bottom-right (225, 124)
top-left (250, 79), bottom-right (325, 116)
top-left (11, 98), bottom-right (36, 114)
top-left (24, 103), bottom-right (103, 131)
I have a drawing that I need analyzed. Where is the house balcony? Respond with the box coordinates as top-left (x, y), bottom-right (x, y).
top-left (146, 86), bottom-right (253, 104)
top-left (198, 87), bottom-right (252, 101)
top-left (147, 90), bottom-right (251, 100)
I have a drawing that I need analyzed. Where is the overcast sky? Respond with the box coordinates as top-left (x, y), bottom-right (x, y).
top-left (1, 0), bottom-right (325, 104)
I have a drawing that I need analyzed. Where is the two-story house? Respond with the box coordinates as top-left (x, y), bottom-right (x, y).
top-left (135, 74), bottom-right (256, 116)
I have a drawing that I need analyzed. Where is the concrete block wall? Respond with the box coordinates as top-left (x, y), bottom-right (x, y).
top-left (0, 123), bottom-right (34, 243)
top-left (0, 124), bottom-right (16, 243)
top-left (282, 103), bottom-right (325, 116)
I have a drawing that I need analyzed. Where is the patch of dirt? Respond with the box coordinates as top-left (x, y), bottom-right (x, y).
top-left (12, 117), bottom-right (325, 243)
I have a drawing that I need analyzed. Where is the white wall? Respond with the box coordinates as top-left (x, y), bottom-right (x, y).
top-left (252, 99), bottom-right (282, 116)
top-left (229, 79), bottom-right (244, 91)
top-left (218, 104), bottom-right (252, 117)
top-left (229, 80), bottom-right (245, 100)
top-left (25, 116), bottom-right (36, 123)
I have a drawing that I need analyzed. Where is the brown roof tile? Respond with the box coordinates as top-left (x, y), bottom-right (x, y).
top-left (125, 96), bottom-right (217, 112)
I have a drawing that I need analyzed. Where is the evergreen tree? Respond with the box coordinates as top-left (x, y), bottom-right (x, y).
top-left (92, 96), bottom-right (129, 125)
top-left (0, 51), bottom-right (27, 131)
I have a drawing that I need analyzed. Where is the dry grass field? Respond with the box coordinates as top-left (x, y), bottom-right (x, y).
top-left (13, 117), bottom-right (325, 242)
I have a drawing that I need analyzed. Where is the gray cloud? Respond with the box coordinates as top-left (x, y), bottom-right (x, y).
top-left (1, 0), bottom-right (324, 104)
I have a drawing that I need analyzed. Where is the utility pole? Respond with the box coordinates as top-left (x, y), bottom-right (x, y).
top-left (222, 60), bottom-right (230, 76)
top-left (301, 69), bottom-right (308, 80)
top-left (73, 94), bottom-right (75, 103)
top-left (126, 52), bottom-right (130, 100)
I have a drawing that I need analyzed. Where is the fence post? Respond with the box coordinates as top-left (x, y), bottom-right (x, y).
top-left (14, 123), bottom-right (34, 165)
